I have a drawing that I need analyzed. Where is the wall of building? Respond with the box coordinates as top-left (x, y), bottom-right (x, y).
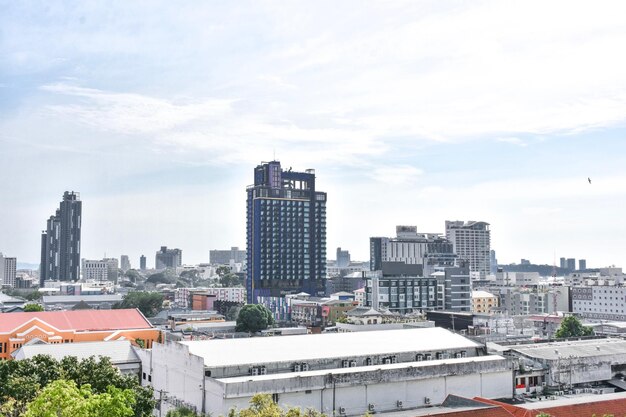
top-left (204, 358), bottom-right (512, 416)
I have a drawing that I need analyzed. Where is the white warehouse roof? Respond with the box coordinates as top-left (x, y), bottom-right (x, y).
top-left (180, 327), bottom-right (481, 367)
top-left (512, 338), bottom-right (626, 361)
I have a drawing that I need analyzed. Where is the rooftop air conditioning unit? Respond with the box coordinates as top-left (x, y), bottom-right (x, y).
top-left (424, 397), bottom-right (431, 405)
top-left (396, 400), bottom-right (403, 408)
top-left (301, 363), bottom-right (309, 371)
top-left (368, 404), bottom-right (375, 412)
top-left (350, 360), bottom-right (357, 367)
top-left (338, 407), bottom-right (346, 415)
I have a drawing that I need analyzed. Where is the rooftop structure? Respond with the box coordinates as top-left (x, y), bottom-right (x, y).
top-left (0, 308), bottom-right (159, 360)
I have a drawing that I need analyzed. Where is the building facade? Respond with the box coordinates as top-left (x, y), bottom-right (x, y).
top-left (40, 191), bottom-right (82, 284)
top-left (246, 161), bottom-right (326, 303)
top-left (571, 285), bottom-right (626, 321)
top-left (370, 226), bottom-right (456, 274)
top-left (81, 259), bottom-right (109, 281)
top-left (120, 255), bottom-right (131, 272)
top-left (445, 221), bottom-right (490, 279)
top-left (156, 246), bottom-right (182, 269)
top-left (210, 247), bottom-right (246, 265)
top-left (140, 255), bottom-right (146, 271)
top-left (472, 290), bottom-right (498, 314)
top-left (0, 253), bottom-right (17, 288)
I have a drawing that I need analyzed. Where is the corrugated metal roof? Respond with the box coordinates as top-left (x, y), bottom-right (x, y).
top-left (42, 294), bottom-right (123, 303)
top-left (12, 340), bottom-right (139, 363)
top-left (513, 338), bottom-right (626, 360)
top-left (182, 327), bottom-right (482, 367)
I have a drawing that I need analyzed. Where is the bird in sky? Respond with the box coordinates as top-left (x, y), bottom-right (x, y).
top-left (588, 177), bottom-right (592, 184)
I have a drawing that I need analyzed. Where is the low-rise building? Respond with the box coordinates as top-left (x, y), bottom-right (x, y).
top-left (144, 327), bottom-right (513, 416)
top-left (42, 294), bottom-right (123, 310)
top-left (0, 309), bottom-right (159, 360)
top-left (471, 290), bottom-right (498, 313)
top-left (571, 285), bottom-right (626, 321)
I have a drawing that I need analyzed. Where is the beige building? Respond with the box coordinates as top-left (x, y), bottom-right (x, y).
top-left (472, 290), bottom-right (498, 313)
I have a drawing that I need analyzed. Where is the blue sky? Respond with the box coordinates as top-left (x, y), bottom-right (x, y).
top-left (2, 1), bottom-right (626, 268)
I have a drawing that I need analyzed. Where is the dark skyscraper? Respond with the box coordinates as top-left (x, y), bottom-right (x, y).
top-left (246, 161), bottom-right (327, 304)
top-left (140, 255), bottom-right (147, 271)
top-left (40, 191), bottom-right (82, 284)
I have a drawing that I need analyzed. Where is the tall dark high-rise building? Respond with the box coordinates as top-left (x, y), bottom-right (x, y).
top-left (246, 161), bottom-right (327, 304)
top-left (40, 191), bottom-right (82, 285)
top-left (140, 255), bottom-right (147, 271)
top-left (579, 259), bottom-right (587, 271)
top-left (336, 247), bottom-right (350, 268)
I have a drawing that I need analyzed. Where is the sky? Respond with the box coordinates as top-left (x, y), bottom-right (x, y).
top-left (2, 1), bottom-right (626, 269)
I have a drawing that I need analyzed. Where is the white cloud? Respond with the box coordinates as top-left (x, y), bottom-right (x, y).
top-left (497, 137), bottom-right (527, 147)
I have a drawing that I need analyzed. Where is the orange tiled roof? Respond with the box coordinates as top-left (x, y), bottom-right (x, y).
top-left (0, 309), bottom-right (152, 333)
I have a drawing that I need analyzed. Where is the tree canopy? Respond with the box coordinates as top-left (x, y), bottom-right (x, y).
top-left (23, 303), bottom-right (44, 312)
top-left (0, 355), bottom-right (155, 417)
top-left (113, 291), bottom-right (164, 317)
top-left (23, 379), bottom-right (135, 417)
top-left (228, 394), bottom-right (326, 417)
top-left (235, 304), bottom-right (275, 333)
top-left (554, 315), bottom-right (594, 338)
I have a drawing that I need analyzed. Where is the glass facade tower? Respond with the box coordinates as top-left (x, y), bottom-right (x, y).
top-left (246, 161), bottom-right (327, 304)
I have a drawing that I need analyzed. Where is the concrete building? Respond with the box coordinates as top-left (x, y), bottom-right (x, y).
top-left (503, 338), bottom-right (626, 390)
top-left (81, 259), bottom-right (109, 282)
top-left (571, 285), bottom-right (626, 321)
top-left (370, 226), bottom-right (456, 275)
top-left (0, 253), bottom-right (17, 288)
top-left (144, 328), bottom-right (513, 416)
top-left (494, 271), bottom-right (540, 286)
top-left (336, 247), bottom-right (351, 268)
top-left (198, 287), bottom-right (246, 303)
top-left (156, 246), bottom-right (182, 270)
top-left (120, 255), bottom-right (131, 272)
top-left (472, 291), bottom-right (498, 314)
top-left (445, 221), bottom-right (490, 279)
top-left (579, 259), bottom-right (587, 270)
top-left (441, 264), bottom-right (472, 312)
top-left (210, 247), bottom-right (246, 265)
top-left (365, 263), bottom-right (438, 314)
top-left (40, 191), bottom-right (82, 284)
top-left (560, 257), bottom-right (567, 269)
top-left (246, 161), bottom-right (327, 303)
top-left (140, 255), bottom-right (146, 271)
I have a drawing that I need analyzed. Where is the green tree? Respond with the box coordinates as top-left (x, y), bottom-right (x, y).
top-left (166, 406), bottom-right (205, 417)
top-left (24, 303), bottom-right (44, 312)
top-left (236, 304), bottom-right (275, 333)
top-left (554, 315), bottom-right (594, 338)
top-left (229, 394), bottom-right (325, 417)
top-left (24, 379), bottom-right (135, 417)
top-left (113, 291), bottom-right (164, 317)
top-left (0, 355), bottom-right (155, 417)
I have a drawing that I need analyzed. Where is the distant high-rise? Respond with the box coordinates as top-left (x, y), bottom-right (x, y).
top-left (559, 257), bottom-right (567, 269)
top-left (0, 253), bottom-right (17, 288)
top-left (567, 258), bottom-right (576, 271)
top-left (445, 220), bottom-right (490, 279)
top-left (140, 255), bottom-right (147, 271)
top-left (490, 250), bottom-right (498, 274)
top-left (246, 161), bottom-right (327, 304)
top-left (40, 191), bottom-right (82, 285)
top-left (370, 226), bottom-right (456, 275)
top-left (120, 255), bottom-right (131, 272)
top-left (210, 247), bottom-right (245, 265)
top-left (155, 246), bottom-right (182, 269)
top-left (579, 259), bottom-right (587, 270)
top-left (336, 247), bottom-right (351, 268)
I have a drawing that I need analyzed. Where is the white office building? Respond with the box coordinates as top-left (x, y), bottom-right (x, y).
top-left (445, 221), bottom-right (491, 279)
top-left (143, 327), bottom-right (513, 416)
top-left (0, 253), bottom-right (17, 288)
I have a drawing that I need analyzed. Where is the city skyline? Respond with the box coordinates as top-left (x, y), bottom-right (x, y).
top-left (2, 2), bottom-right (626, 268)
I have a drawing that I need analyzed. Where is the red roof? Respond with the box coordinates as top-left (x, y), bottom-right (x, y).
top-left (0, 309), bottom-right (152, 333)
top-left (474, 396), bottom-right (626, 417)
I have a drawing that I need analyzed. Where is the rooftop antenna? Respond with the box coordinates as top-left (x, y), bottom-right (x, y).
top-left (273, 148), bottom-right (276, 161)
